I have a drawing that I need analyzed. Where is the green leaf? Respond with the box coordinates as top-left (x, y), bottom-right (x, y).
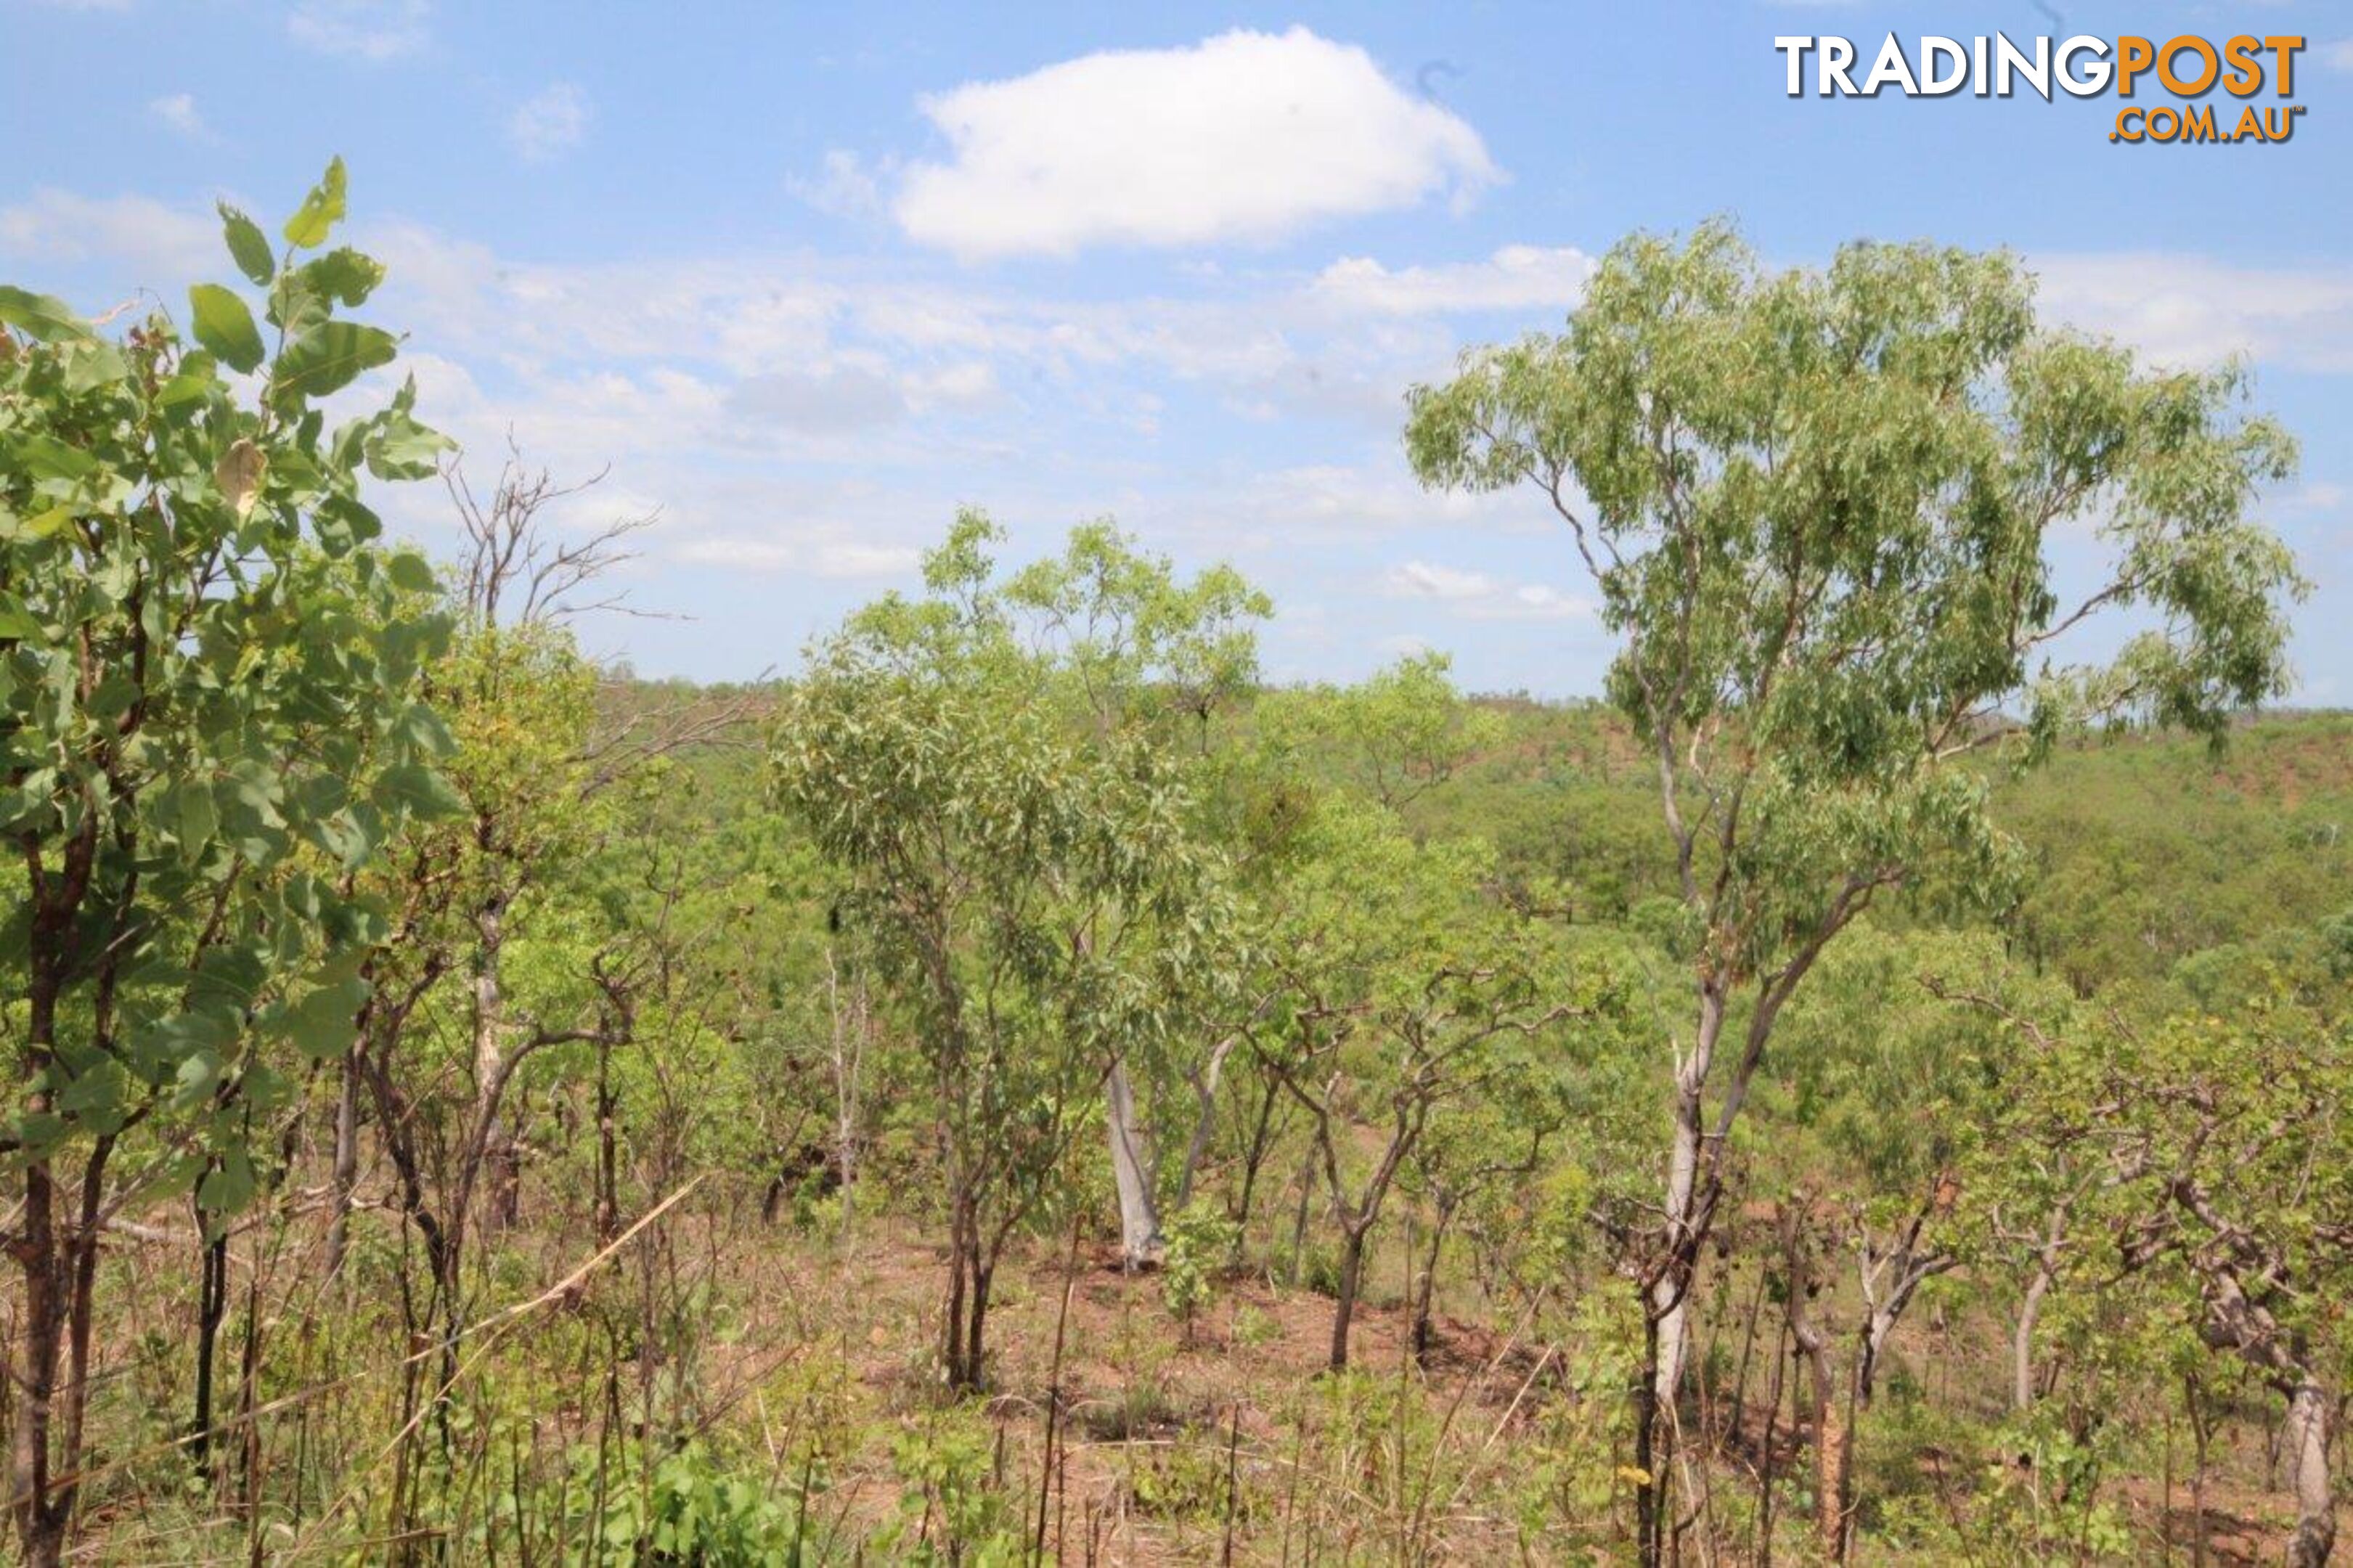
top-left (271, 322), bottom-right (396, 404)
top-left (282, 155), bottom-right (348, 249)
top-left (387, 551), bottom-right (439, 593)
top-left (59, 1058), bottom-right (131, 1134)
top-left (280, 975), bottom-right (369, 1060)
top-left (301, 247), bottom-right (385, 308)
top-left (60, 338), bottom-right (130, 393)
top-left (196, 1149), bottom-right (256, 1214)
top-left (8, 433), bottom-right (98, 483)
top-left (219, 202), bottom-right (275, 286)
top-left (0, 285), bottom-right (87, 342)
top-left (189, 284), bottom-right (265, 375)
top-left (171, 1048), bottom-right (224, 1111)
top-left (372, 760), bottom-right (466, 819)
top-left (174, 780), bottom-right (219, 862)
top-left (364, 407), bottom-right (453, 481)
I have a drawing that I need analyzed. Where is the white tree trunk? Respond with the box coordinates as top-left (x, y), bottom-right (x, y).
top-left (2283, 1379), bottom-right (2334, 1568)
top-left (1651, 987), bottom-right (1726, 1409)
top-left (1106, 1059), bottom-right (1161, 1267)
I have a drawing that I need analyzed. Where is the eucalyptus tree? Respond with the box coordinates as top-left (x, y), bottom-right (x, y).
top-left (0, 163), bottom-right (454, 1568)
top-left (998, 518), bottom-right (1268, 1265)
top-left (773, 512), bottom-right (1235, 1388)
top-left (1406, 222), bottom-right (2304, 1561)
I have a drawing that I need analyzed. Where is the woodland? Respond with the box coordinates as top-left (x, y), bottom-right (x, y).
top-left (2, 162), bottom-right (2349, 1565)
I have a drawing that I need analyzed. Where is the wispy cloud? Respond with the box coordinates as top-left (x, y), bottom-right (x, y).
top-left (287, 0), bottom-right (430, 62)
top-left (1384, 560), bottom-right (1589, 620)
top-left (2034, 252), bottom-right (2353, 374)
top-left (1313, 245), bottom-right (1594, 316)
top-left (508, 83), bottom-right (590, 163)
top-left (147, 91), bottom-right (211, 142)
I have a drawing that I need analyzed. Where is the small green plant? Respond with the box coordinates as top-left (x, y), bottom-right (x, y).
top-left (1231, 1302), bottom-right (1281, 1350)
top-left (584, 1442), bottom-right (809, 1566)
top-left (876, 1410), bottom-right (1025, 1566)
top-left (1162, 1198), bottom-right (1241, 1337)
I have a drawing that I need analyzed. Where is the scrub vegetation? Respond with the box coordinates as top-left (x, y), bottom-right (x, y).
top-left (4, 164), bottom-right (2345, 1565)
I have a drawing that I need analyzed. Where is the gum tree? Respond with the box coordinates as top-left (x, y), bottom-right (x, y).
top-left (998, 519), bottom-right (1267, 1265)
top-left (772, 513), bottom-right (1233, 1388)
top-left (1406, 222), bottom-right (2304, 1562)
top-left (0, 162), bottom-right (452, 1568)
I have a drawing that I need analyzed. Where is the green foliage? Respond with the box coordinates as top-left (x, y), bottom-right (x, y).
top-left (877, 1410), bottom-right (1026, 1567)
top-left (1162, 1195), bottom-right (1240, 1325)
top-left (583, 1442), bottom-right (810, 1567)
top-left (1, 155), bottom-right (452, 1204)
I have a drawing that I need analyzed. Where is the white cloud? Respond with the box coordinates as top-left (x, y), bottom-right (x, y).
top-left (1384, 560), bottom-right (1588, 620)
top-left (2034, 253), bottom-right (2353, 374)
top-left (894, 27), bottom-right (1498, 260)
top-left (2320, 39), bottom-right (2353, 73)
top-left (0, 189), bottom-right (221, 285)
top-left (287, 0), bottom-right (430, 61)
top-left (509, 83), bottom-right (590, 163)
top-left (677, 535), bottom-right (920, 577)
top-left (788, 150), bottom-right (886, 219)
top-left (147, 92), bottom-right (210, 141)
top-left (1313, 245), bottom-right (1595, 315)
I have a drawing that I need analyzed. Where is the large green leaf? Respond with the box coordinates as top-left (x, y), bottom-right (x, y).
top-left (189, 284), bottom-right (266, 374)
top-left (271, 322), bottom-right (396, 404)
top-left (372, 760), bottom-right (466, 819)
top-left (282, 155), bottom-right (348, 249)
top-left (0, 285), bottom-right (86, 342)
top-left (219, 201), bottom-right (275, 286)
top-left (280, 974), bottom-right (370, 1060)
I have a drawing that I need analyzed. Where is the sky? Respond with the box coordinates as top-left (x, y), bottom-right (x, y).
top-left (3, 1), bottom-right (2349, 700)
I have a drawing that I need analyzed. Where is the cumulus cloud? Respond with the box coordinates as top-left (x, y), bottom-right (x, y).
top-left (2033, 252), bottom-right (2353, 374)
top-left (287, 0), bottom-right (430, 61)
top-left (1313, 245), bottom-right (1595, 315)
top-left (2321, 39), bottom-right (2353, 73)
top-left (894, 28), bottom-right (1498, 260)
top-left (509, 83), bottom-right (590, 163)
top-left (147, 92), bottom-right (211, 141)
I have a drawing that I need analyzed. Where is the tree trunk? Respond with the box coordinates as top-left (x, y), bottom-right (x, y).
top-left (1814, 1386), bottom-right (1851, 1562)
top-left (594, 1032), bottom-right (619, 1246)
top-left (472, 898), bottom-right (518, 1232)
top-left (190, 1217), bottom-right (229, 1481)
top-left (1233, 1073), bottom-right (1281, 1233)
top-left (2011, 1264), bottom-right (2051, 1413)
top-left (1411, 1201), bottom-right (1452, 1367)
top-left (941, 1191), bottom-right (994, 1391)
top-left (2282, 1378), bottom-right (2334, 1568)
top-left (1328, 1225), bottom-right (1368, 1371)
top-left (1636, 983), bottom-right (1728, 1566)
top-left (324, 1048), bottom-right (362, 1278)
top-left (1173, 1037), bottom-right (1238, 1214)
top-left (1106, 1060), bottom-right (1162, 1267)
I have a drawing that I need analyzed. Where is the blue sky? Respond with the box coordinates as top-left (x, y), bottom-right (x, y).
top-left (4, 1), bottom-right (2349, 700)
